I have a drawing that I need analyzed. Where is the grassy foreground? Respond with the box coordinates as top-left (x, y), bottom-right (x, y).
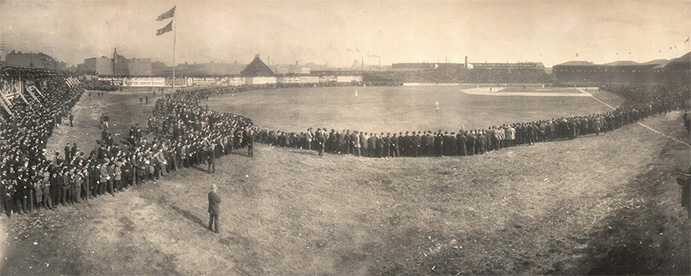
top-left (0, 88), bottom-right (689, 275)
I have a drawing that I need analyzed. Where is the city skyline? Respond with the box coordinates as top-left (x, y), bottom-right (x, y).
top-left (1, 0), bottom-right (690, 68)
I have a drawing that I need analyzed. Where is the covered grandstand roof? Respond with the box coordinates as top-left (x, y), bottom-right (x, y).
top-left (240, 55), bottom-right (274, 77)
top-left (605, 60), bottom-right (639, 66)
top-left (641, 59), bottom-right (671, 70)
top-left (555, 61), bottom-right (595, 66)
top-left (666, 51), bottom-right (691, 70)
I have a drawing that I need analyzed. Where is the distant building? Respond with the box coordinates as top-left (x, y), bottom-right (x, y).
top-left (152, 61), bottom-right (170, 75)
top-left (78, 48), bottom-right (152, 76)
top-left (82, 57), bottom-right (114, 75)
top-left (470, 62), bottom-right (544, 69)
top-left (5, 51), bottom-right (67, 70)
top-left (552, 59), bottom-right (666, 85)
top-left (391, 62), bottom-right (466, 71)
top-left (128, 58), bottom-right (152, 76)
top-left (0, 44), bottom-right (6, 62)
top-left (272, 62), bottom-right (311, 75)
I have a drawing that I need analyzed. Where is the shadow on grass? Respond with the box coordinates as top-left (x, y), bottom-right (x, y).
top-left (227, 150), bottom-right (250, 157)
top-left (170, 205), bottom-right (207, 229)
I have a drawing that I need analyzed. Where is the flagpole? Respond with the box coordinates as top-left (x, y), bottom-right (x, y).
top-left (173, 14), bottom-right (177, 90)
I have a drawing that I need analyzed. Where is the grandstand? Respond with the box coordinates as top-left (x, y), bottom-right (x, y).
top-left (364, 61), bottom-right (551, 84)
top-left (553, 52), bottom-right (691, 86)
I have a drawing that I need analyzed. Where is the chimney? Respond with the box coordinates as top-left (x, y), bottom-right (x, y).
top-left (465, 56), bottom-right (468, 69)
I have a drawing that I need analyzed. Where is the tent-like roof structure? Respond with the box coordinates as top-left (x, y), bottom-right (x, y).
top-left (240, 55), bottom-right (274, 77)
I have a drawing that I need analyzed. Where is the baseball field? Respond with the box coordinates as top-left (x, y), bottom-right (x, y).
top-left (1, 85), bottom-right (689, 275)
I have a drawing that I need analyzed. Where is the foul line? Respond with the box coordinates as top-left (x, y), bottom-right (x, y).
top-left (583, 89), bottom-right (691, 147)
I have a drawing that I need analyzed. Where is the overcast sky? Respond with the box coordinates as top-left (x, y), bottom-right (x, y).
top-left (1, 0), bottom-right (690, 67)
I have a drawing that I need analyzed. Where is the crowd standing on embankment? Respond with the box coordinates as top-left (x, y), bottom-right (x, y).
top-left (1, 77), bottom-right (689, 217)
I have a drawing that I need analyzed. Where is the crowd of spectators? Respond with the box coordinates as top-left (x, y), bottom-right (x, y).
top-left (255, 107), bottom-right (651, 158)
top-left (0, 79), bottom-right (264, 216)
top-left (81, 80), bottom-right (119, 91)
top-left (1, 72), bottom-right (83, 215)
top-left (602, 82), bottom-right (689, 111)
top-left (1, 69), bottom-right (688, 216)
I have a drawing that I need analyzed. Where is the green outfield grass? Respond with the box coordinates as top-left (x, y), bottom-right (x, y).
top-left (0, 88), bottom-right (688, 275)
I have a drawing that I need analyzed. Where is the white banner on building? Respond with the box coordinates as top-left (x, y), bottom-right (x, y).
top-left (124, 77), bottom-right (166, 87)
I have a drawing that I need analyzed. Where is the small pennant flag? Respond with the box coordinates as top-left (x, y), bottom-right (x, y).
top-left (156, 20), bottom-right (173, 36)
top-left (686, 37), bottom-right (690, 43)
top-left (575, 52), bottom-right (579, 57)
top-left (157, 6), bottom-right (175, 21)
top-left (659, 49), bottom-right (661, 53)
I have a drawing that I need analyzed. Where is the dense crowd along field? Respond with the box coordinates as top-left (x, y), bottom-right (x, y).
top-left (0, 65), bottom-right (690, 274)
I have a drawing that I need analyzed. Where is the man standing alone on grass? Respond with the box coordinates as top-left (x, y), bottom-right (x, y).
top-left (246, 130), bottom-right (254, 157)
top-left (208, 184), bottom-right (221, 233)
top-left (676, 167), bottom-right (691, 219)
top-left (207, 142), bottom-right (216, 174)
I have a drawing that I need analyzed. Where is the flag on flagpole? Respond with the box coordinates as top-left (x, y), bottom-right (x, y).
top-left (156, 20), bottom-right (173, 36)
top-left (575, 52), bottom-right (579, 57)
top-left (685, 37), bottom-right (689, 43)
top-left (157, 6), bottom-right (176, 21)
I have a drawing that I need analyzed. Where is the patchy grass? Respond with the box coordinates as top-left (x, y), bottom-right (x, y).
top-left (1, 88), bottom-right (689, 275)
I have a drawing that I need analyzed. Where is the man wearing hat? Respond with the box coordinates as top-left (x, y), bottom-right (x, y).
top-left (316, 129), bottom-right (326, 157)
top-left (676, 167), bottom-right (691, 219)
top-left (114, 159), bottom-right (123, 192)
top-left (246, 129), bottom-right (254, 157)
top-left (99, 160), bottom-right (109, 195)
top-left (208, 183), bottom-right (221, 233)
top-left (382, 133), bottom-right (391, 158)
top-left (391, 133), bottom-right (399, 158)
top-left (61, 167), bottom-right (71, 205)
top-left (72, 167), bottom-right (83, 203)
top-left (207, 143), bottom-right (216, 174)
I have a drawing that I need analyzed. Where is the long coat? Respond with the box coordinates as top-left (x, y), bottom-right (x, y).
top-left (677, 177), bottom-right (691, 217)
top-left (208, 191), bottom-right (221, 215)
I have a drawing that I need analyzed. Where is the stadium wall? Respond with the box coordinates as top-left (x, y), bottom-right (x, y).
top-left (90, 74), bottom-right (363, 87)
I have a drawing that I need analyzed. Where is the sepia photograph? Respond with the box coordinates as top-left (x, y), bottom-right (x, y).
top-left (0, 0), bottom-right (690, 274)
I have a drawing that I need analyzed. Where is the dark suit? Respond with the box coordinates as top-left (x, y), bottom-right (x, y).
top-left (678, 177), bottom-right (691, 218)
top-left (208, 191), bottom-right (221, 232)
top-left (246, 134), bottom-right (254, 157)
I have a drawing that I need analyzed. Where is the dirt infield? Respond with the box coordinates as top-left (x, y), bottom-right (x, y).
top-left (1, 88), bottom-right (689, 275)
